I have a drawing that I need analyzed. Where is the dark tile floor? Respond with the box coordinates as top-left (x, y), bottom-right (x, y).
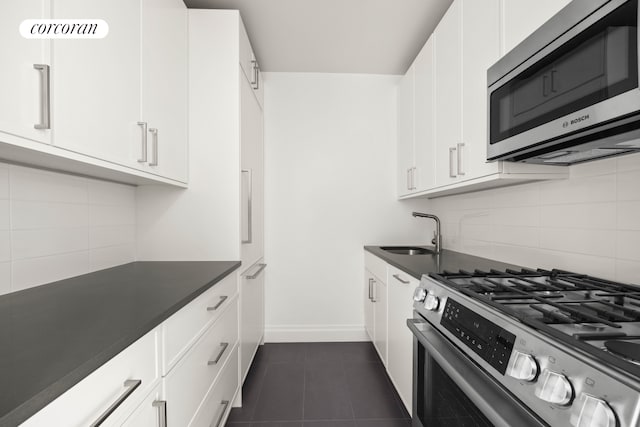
top-left (225, 342), bottom-right (411, 427)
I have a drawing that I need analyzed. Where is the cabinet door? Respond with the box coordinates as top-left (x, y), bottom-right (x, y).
top-left (240, 261), bottom-right (265, 380)
top-left (364, 269), bottom-right (375, 341)
top-left (0, 1), bottom-right (51, 145)
top-left (240, 74), bottom-right (264, 268)
top-left (434, 0), bottom-right (463, 187)
top-left (140, 0), bottom-right (188, 182)
top-left (501, 0), bottom-right (572, 55)
top-left (373, 276), bottom-right (387, 365)
top-left (413, 37), bottom-right (436, 192)
top-left (387, 268), bottom-right (418, 413)
top-left (461, 0), bottom-right (501, 179)
top-left (121, 384), bottom-right (164, 427)
top-left (51, 0), bottom-right (140, 166)
top-left (397, 68), bottom-right (414, 197)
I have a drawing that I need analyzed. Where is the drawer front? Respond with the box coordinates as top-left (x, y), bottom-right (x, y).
top-left (365, 251), bottom-right (387, 283)
top-left (190, 345), bottom-right (239, 427)
top-left (163, 273), bottom-right (237, 374)
top-left (120, 383), bottom-right (164, 427)
top-left (165, 298), bottom-right (239, 427)
top-left (21, 328), bottom-right (160, 427)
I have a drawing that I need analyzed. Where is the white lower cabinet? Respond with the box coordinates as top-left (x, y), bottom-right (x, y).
top-left (364, 252), bottom-right (388, 365)
top-left (21, 328), bottom-right (161, 427)
top-left (20, 274), bottom-right (241, 427)
top-left (387, 266), bottom-right (419, 413)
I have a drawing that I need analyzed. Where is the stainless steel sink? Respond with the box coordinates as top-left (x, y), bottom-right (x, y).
top-left (380, 246), bottom-right (432, 255)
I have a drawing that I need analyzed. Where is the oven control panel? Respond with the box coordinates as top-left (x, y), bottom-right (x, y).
top-left (441, 298), bottom-right (515, 375)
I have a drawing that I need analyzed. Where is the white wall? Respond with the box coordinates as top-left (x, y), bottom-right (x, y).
top-left (421, 154), bottom-right (640, 284)
top-left (0, 162), bottom-right (136, 295)
top-left (263, 72), bottom-right (427, 342)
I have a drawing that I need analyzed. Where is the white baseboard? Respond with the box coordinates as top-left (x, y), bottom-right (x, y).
top-left (264, 324), bottom-right (369, 342)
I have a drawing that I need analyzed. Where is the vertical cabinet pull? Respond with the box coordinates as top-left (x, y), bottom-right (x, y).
top-left (208, 342), bottom-right (230, 365)
top-left (251, 59), bottom-right (259, 89)
top-left (149, 128), bottom-right (158, 166)
top-left (213, 400), bottom-right (230, 427)
top-left (368, 278), bottom-right (373, 300)
top-left (411, 167), bottom-right (417, 190)
top-left (449, 146), bottom-right (457, 178)
top-left (207, 295), bottom-right (228, 311)
top-left (241, 169), bottom-right (253, 244)
top-left (33, 64), bottom-right (50, 130)
top-left (371, 279), bottom-right (377, 303)
top-left (152, 400), bottom-right (167, 427)
top-left (457, 143), bottom-right (465, 176)
top-left (406, 168), bottom-right (411, 191)
top-left (137, 122), bottom-right (148, 163)
top-left (89, 379), bottom-right (142, 427)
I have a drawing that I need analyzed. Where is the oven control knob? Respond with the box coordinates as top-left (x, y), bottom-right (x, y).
top-left (569, 393), bottom-right (617, 427)
top-left (424, 292), bottom-right (440, 311)
top-left (506, 351), bottom-right (538, 382)
top-left (413, 288), bottom-right (427, 303)
top-left (534, 369), bottom-right (574, 406)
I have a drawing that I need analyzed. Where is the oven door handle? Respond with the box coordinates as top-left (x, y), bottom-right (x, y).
top-left (407, 318), bottom-right (546, 427)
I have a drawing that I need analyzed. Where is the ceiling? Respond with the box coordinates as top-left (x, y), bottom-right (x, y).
top-left (184, 0), bottom-right (453, 75)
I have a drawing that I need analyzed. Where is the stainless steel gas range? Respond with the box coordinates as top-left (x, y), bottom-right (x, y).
top-left (407, 267), bottom-right (640, 427)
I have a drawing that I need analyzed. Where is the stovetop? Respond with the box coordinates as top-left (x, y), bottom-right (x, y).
top-left (430, 267), bottom-right (640, 378)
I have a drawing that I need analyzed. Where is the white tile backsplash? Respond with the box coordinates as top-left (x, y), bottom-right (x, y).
top-left (428, 153), bottom-right (640, 283)
top-left (0, 163), bottom-right (136, 295)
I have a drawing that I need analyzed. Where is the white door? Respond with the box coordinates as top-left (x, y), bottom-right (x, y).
top-left (364, 270), bottom-right (375, 341)
top-left (397, 68), bottom-right (414, 197)
top-left (240, 261), bottom-right (265, 380)
top-left (413, 36), bottom-right (436, 192)
top-left (0, 1), bottom-right (51, 145)
top-left (51, 0), bottom-right (140, 165)
top-left (461, 0), bottom-right (501, 179)
top-left (241, 74), bottom-right (264, 268)
top-left (140, 0), bottom-right (188, 182)
top-left (373, 275), bottom-right (387, 365)
top-left (434, 0), bottom-right (463, 187)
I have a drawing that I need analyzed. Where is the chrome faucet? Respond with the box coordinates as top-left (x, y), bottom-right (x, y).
top-left (412, 212), bottom-right (442, 254)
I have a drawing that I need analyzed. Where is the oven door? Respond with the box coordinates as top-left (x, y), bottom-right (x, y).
top-left (407, 317), bottom-right (547, 427)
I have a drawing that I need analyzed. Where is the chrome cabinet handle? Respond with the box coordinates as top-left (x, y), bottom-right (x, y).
top-left (449, 147), bottom-right (457, 178)
top-left (251, 59), bottom-right (259, 89)
top-left (241, 169), bottom-right (253, 244)
top-left (208, 342), bottom-right (230, 365)
top-left (207, 295), bottom-right (228, 311)
top-left (406, 168), bottom-right (411, 190)
top-left (212, 400), bottom-right (230, 427)
top-left (457, 143), bottom-right (465, 176)
top-left (371, 279), bottom-right (377, 303)
top-left (149, 128), bottom-right (158, 166)
top-left (137, 122), bottom-right (148, 163)
top-left (412, 167), bottom-right (417, 190)
top-left (393, 274), bottom-right (410, 284)
top-left (368, 278), bottom-right (373, 300)
top-left (90, 379), bottom-right (142, 426)
top-left (152, 400), bottom-right (167, 427)
top-left (33, 64), bottom-right (50, 130)
top-left (244, 263), bottom-right (267, 279)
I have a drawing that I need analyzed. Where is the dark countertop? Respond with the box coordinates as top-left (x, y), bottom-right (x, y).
top-left (364, 246), bottom-right (521, 280)
top-left (0, 261), bottom-right (241, 427)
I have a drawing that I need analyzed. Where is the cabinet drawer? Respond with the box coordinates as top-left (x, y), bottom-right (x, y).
top-left (162, 273), bottom-right (237, 374)
top-left (21, 328), bottom-right (160, 427)
top-left (164, 298), bottom-right (239, 427)
top-left (365, 251), bottom-right (387, 283)
top-left (190, 345), bottom-right (239, 427)
top-left (121, 383), bottom-right (164, 427)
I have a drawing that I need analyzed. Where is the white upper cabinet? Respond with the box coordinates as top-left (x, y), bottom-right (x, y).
top-left (501, 0), bottom-right (572, 55)
top-left (139, 0), bottom-right (188, 182)
top-left (413, 37), bottom-right (436, 192)
top-left (51, 0), bottom-right (141, 167)
top-left (239, 17), bottom-right (264, 109)
top-left (434, 0), bottom-right (463, 187)
top-left (396, 67), bottom-right (414, 197)
top-left (0, 1), bottom-right (51, 146)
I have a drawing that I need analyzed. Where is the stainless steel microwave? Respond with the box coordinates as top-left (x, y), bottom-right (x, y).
top-left (487, 0), bottom-right (640, 165)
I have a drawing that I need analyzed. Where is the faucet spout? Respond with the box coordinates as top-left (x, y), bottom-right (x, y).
top-left (412, 212), bottom-right (442, 254)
